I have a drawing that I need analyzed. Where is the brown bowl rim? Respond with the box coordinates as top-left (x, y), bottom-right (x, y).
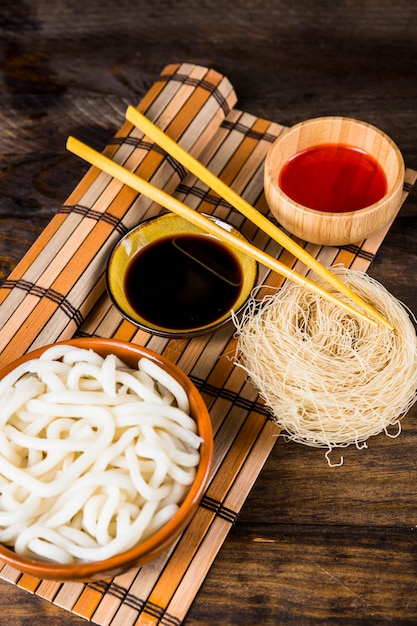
top-left (0, 337), bottom-right (213, 580)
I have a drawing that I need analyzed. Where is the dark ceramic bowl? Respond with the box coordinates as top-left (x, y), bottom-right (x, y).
top-left (106, 213), bottom-right (258, 337)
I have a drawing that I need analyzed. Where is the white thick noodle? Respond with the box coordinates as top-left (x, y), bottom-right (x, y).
top-left (0, 346), bottom-right (202, 564)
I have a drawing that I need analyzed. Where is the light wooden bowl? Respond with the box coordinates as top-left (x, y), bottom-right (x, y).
top-left (264, 116), bottom-right (405, 246)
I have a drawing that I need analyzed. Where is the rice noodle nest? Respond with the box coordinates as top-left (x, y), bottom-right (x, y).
top-left (234, 267), bottom-right (417, 455)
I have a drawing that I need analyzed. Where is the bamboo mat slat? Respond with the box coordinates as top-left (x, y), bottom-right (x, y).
top-left (0, 62), bottom-right (416, 626)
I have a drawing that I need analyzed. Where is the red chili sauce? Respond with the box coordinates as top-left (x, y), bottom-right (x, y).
top-left (278, 143), bottom-right (387, 213)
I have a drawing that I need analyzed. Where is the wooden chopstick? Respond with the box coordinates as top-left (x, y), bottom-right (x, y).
top-left (66, 136), bottom-right (382, 327)
top-left (125, 106), bottom-right (394, 332)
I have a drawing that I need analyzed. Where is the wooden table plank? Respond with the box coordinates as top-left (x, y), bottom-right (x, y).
top-left (0, 1), bottom-right (417, 624)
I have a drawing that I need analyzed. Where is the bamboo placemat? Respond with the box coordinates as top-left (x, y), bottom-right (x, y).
top-left (0, 62), bottom-right (415, 625)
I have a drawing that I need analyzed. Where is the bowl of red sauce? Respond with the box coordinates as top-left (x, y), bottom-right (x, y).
top-left (264, 116), bottom-right (405, 246)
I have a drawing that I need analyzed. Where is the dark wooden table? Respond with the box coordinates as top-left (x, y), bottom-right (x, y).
top-left (1, 1), bottom-right (417, 624)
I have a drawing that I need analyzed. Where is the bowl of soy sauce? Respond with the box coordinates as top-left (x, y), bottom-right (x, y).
top-left (106, 213), bottom-right (258, 337)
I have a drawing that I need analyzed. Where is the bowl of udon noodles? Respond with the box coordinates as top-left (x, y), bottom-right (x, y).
top-left (0, 337), bottom-right (213, 580)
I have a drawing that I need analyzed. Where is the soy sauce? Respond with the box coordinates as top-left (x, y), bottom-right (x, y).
top-left (279, 143), bottom-right (387, 213)
top-left (124, 234), bottom-right (243, 330)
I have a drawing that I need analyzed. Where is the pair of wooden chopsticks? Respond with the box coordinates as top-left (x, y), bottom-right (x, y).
top-left (66, 109), bottom-right (393, 331)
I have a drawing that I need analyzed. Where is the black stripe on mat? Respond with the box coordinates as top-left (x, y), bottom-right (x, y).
top-left (339, 244), bottom-right (375, 262)
top-left (220, 118), bottom-right (278, 143)
top-left (200, 495), bottom-right (239, 524)
top-left (0, 280), bottom-right (84, 326)
top-left (107, 137), bottom-right (187, 180)
top-left (159, 71), bottom-right (232, 116)
top-left (265, 214), bottom-right (377, 263)
top-left (87, 579), bottom-right (131, 603)
top-left (143, 601), bottom-right (182, 626)
top-left (88, 579), bottom-right (183, 626)
top-left (175, 183), bottom-right (232, 210)
top-left (189, 375), bottom-right (271, 417)
top-left (59, 204), bottom-right (129, 235)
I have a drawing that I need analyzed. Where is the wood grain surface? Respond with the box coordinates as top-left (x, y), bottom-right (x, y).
top-left (1, 1), bottom-right (417, 624)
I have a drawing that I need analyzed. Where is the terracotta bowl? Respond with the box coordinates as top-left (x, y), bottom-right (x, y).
top-left (106, 213), bottom-right (258, 337)
top-left (0, 337), bottom-right (213, 580)
top-left (264, 116), bottom-right (405, 246)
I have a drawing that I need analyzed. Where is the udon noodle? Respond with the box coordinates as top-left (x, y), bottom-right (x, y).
top-left (0, 345), bottom-right (202, 564)
top-left (234, 267), bottom-right (417, 464)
